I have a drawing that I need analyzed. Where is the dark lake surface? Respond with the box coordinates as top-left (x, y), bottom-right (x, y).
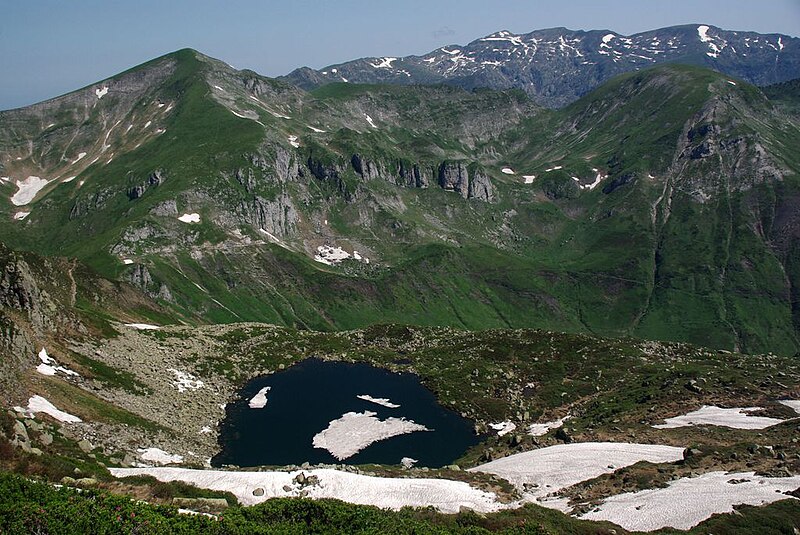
top-left (212, 358), bottom-right (480, 468)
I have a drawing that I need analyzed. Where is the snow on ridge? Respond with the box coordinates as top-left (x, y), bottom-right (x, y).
top-left (312, 411), bottom-right (430, 461)
top-left (697, 25), bottom-right (711, 43)
top-left (168, 369), bottom-right (204, 393)
top-left (95, 86), bottom-right (109, 99)
top-left (653, 405), bottom-right (786, 430)
top-left (14, 395), bottom-right (82, 423)
top-left (11, 176), bottom-right (49, 206)
top-left (178, 213), bottom-right (201, 224)
top-left (489, 421), bottom-right (517, 436)
top-left (357, 394), bottom-right (400, 409)
top-left (601, 33), bottom-right (616, 45)
top-left (249, 386), bottom-right (271, 409)
top-left (370, 57), bottom-right (398, 69)
top-left (580, 471), bottom-right (800, 531)
top-left (138, 447), bottom-right (184, 466)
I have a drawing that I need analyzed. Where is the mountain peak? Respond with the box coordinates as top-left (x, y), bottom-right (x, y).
top-left (281, 23), bottom-right (800, 108)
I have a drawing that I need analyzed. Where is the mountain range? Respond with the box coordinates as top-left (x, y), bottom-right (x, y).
top-left (1, 22), bottom-right (800, 532)
top-left (283, 24), bottom-right (800, 107)
top-left (0, 25), bottom-right (799, 359)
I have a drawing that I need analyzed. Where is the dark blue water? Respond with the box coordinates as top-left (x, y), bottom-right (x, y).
top-left (212, 358), bottom-right (480, 468)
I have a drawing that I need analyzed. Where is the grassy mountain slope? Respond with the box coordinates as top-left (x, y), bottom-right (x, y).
top-left (1, 52), bottom-right (799, 354)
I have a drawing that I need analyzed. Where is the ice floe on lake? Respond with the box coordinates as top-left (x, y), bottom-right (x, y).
top-left (652, 405), bottom-right (786, 430)
top-left (580, 471), bottom-right (800, 531)
top-left (312, 411), bottom-right (430, 461)
top-left (249, 386), bottom-right (271, 409)
top-left (357, 394), bottom-right (400, 408)
top-left (14, 395), bottom-right (82, 423)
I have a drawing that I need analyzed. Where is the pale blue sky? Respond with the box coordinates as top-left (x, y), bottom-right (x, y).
top-left (1, 0), bottom-right (798, 110)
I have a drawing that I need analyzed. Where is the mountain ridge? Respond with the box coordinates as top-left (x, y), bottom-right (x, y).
top-left (281, 23), bottom-right (800, 107)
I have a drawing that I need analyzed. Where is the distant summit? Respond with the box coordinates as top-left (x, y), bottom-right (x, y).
top-left (281, 24), bottom-right (800, 107)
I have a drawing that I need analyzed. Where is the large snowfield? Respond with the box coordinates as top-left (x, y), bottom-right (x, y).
top-left (107, 440), bottom-right (800, 529)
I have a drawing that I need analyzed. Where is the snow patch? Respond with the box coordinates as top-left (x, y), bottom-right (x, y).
top-left (124, 323), bottom-right (160, 330)
top-left (288, 135), bottom-right (300, 148)
top-left (199, 426), bottom-right (213, 435)
top-left (470, 442), bottom-right (684, 509)
top-left (364, 114), bottom-right (377, 128)
top-left (178, 213), bottom-right (201, 224)
top-left (501, 167), bottom-right (515, 175)
top-left (653, 405), bottom-right (785, 430)
top-left (370, 57), bottom-right (398, 69)
top-left (13, 211), bottom-right (30, 221)
top-left (727, 80), bottom-right (737, 85)
top-left (71, 152), bottom-right (87, 164)
top-left (248, 386), bottom-right (271, 409)
top-left (14, 395), bottom-right (82, 423)
top-left (138, 448), bottom-right (184, 466)
top-left (168, 369), bottom-right (204, 393)
top-left (307, 125), bottom-right (326, 133)
top-left (122, 259), bottom-right (134, 265)
top-left (36, 348), bottom-right (79, 378)
top-left (779, 399), bottom-right (800, 415)
top-left (489, 421), bottom-right (517, 436)
top-left (11, 176), bottom-right (49, 206)
top-left (357, 394), bottom-right (400, 409)
top-left (312, 411), bottom-right (430, 461)
top-left (528, 416), bottom-right (570, 437)
top-left (109, 466), bottom-right (500, 513)
top-left (544, 166), bottom-right (562, 172)
top-left (522, 175), bottom-right (536, 184)
top-left (580, 471), bottom-right (800, 531)
top-left (314, 245), bottom-right (366, 265)
top-left (95, 86), bottom-right (108, 99)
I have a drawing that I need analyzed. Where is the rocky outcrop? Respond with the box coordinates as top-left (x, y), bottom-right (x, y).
top-left (399, 161), bottom-right (428, 189)
top-left (275, 147), bottom-right (301, 183)
top-left (150, 200), bottom-right (178, 217)
top-left (351, 153), bottom-right (385, 181)
top-left (235, 168), bottom-right (256, 193)
top-left (468, 171), bottom-right (494, 202)
top-left (128, 170), bottom-right (164, 200)
top-left (438, 162), bottom-right (469, 198)
top-left (241, 193), bottom-right (298, 237)
top-left (69, 188), bottom-right (116, 219)
top-left (308, 156), bottom-right (353, 201)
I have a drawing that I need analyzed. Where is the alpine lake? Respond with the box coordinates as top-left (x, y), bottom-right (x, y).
top-left (212, 358), bottom-right (481, 468)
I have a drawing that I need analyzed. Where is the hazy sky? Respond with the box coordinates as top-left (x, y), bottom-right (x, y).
top-left (1, 0), bottom-right (798, 110)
